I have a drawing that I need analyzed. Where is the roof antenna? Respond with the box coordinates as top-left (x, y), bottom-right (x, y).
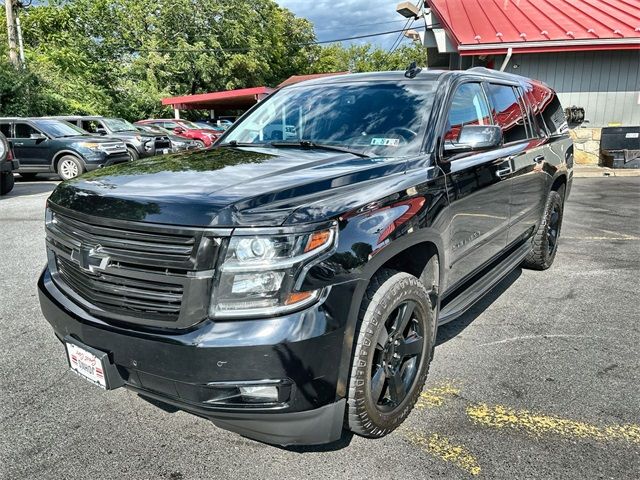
top-left (404, 61), bottom-right (422, 79)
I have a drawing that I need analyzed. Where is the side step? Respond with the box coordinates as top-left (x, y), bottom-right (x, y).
top-left (438, 242), bottom-right (531, 325)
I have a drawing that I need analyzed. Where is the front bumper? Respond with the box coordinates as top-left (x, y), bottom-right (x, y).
top-left (84, 152), bottom-right (130, 171)
top-left (0, 159), bottom-right (19, 173)
top-left (38, 268), bottom-right (348, 445)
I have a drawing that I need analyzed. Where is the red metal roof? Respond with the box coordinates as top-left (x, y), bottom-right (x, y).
top-left (162, 86), bottom-right (274, 110)
top-left (427, 0), bottom-right (640, 55)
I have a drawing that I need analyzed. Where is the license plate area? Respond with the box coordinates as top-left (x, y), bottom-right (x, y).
top-left (64, 337), bottom-right (124, 390)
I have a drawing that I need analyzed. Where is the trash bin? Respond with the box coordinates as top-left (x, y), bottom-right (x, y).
top-left (600, 127), bottom-right (640, 169)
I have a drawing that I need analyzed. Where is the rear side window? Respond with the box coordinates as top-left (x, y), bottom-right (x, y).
top-left (541, 94), bottom-right (568, 136)
top-left (444, 83), bottom-right (491, 142)
top-left (485, 84), bottom-right (528, 144)
top-left (0, 123), bottom-right (10, 137)
top-left (14, 123), bottom-right (39, 138)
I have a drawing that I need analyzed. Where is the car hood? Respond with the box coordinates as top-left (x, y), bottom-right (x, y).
top-left (48, 146), bottom-right (414, 227)
top-left (62, 135), bottom-right (124, 144)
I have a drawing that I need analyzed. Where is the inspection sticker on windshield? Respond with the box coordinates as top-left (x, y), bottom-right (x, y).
top-left (370, 137), bottom-right (400, 147)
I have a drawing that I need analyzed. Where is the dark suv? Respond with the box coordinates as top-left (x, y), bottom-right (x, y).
top-left (51, 116), bottom-right (173, 161)
top-left (38, 68), bottom-right (572, 446)
top-left (0, 118), bottom-right (129, 180)
top-left (0, 132), bottom-right (18, 194)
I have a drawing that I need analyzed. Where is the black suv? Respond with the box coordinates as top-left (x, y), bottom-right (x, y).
top-left (0, 118), bottom-right (129, 180)
top-left (52, 116), bottom-right (172, 161)
top-left (38, 68), bottom-right (573, 446)
top-left (0, 132), bottom-right (18, 194)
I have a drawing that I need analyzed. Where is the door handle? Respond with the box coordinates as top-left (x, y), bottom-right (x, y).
top-left (13, 142), bottom-right (24, 146)
top-left (533, 155), bottom-right (545, 164)
top-left (496, 167), bottom-right (512, 178)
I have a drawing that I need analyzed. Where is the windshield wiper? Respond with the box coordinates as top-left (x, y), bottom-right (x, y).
top-left (269, 140), bottom-right (370, 158)
top-left (217, 140), bottom-right (260, 147)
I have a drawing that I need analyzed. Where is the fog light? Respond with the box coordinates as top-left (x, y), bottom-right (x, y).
top-left (239, 385), bottom-right (278, 402)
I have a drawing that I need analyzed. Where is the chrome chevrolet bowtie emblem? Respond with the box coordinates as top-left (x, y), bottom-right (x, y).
top-left (71, 244), bottom-right (110, 273)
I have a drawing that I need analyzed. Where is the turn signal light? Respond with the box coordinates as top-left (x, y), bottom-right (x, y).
top-left (304, 229), bottom-right (331, 253)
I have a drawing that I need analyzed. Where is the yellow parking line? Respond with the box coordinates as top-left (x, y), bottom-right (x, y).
top-left (404, 430), bottom-right (482, 476)
top-left (466, 403), bottom-right (640, 444)
top-left (416, 382), bottom-right (460, 409)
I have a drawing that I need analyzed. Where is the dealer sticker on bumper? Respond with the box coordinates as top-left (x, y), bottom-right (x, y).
top-left (66, 342), bottom-right (107, 389)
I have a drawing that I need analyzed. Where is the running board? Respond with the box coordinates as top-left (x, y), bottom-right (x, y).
top-left (438, 242), bottom-right (531, 325)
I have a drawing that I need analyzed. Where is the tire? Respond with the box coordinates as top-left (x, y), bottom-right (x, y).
top-left (127, 147), bottom-right (139, 161)
top-left (19, 172), bottom-right (38, 181)
top-left (0, 172), bottom-right (14, 195)
top-left (347, 269), bottom-right (435, 438)
top-left (194, 140), bottom-right (206, 149)
top-left (56, 155), bottom-right (85, 180)
top-left (522, 186), bottom-right (565, 270)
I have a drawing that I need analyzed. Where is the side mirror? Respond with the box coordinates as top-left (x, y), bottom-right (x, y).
top-left (174, 127), bottom-right (185, 134)
top-left (96, 128), bottom-right (107, 135)
top-left (443, 125), bottom-right (503, 155)
top-left (30, 133), bottom-right (47, 142)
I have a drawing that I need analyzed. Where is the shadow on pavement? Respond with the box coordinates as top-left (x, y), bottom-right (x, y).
top-left (436, 268), bottom-right (522, 346)
top-left (6, 175), bottom-right (59, 197)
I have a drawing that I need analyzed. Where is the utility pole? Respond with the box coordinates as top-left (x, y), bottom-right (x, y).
top-left (4, 0), bottom-right (20, 68)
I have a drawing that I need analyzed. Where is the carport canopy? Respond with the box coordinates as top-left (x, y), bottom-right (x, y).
top-left (162, 86), bottom-right (274, 118)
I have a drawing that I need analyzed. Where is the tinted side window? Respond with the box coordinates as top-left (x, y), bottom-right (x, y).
top-left (14, 123), bottom-right (39, 138)
top-left (541, 94), bottom-right (568, 136)
top-left (486, 84), bottom-right (528, 144)
top-left (444, 83), bottom-right (491, 142)
top-left (0, 123), bottom-right (11, 137)
top-left (163, 122), bottom-right (178, 129)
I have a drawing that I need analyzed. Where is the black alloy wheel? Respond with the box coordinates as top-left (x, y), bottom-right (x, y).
top-left (370, 300), bottom-right (425, 411)
top-left (522, 186), bottom-right (565, 270)
top-left (347, 269), bottom-right (435, 438)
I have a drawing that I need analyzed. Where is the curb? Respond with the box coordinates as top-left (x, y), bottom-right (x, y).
top-left (573, 166), bottom-right (640, 178)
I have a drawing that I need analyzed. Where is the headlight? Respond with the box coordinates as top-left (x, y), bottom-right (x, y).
top-left (77, 142), bottom-right (105, 151)
top-left (210, 225), bottom-right (336, 318)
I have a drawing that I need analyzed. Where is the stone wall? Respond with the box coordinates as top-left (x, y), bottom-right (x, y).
top-left (569, 128), bottom-right (602, 165)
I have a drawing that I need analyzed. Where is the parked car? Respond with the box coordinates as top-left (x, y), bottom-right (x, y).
top-left (38, 68), bottom-right (572, 446)
top-left (50, 116), bottom-right (173, 161)
top-left (135, 125), bottom-right (200, 152)
top-left (0, 118), bottom-right (129, 180)
top-left (136, 119), bottom-right (220, 148)
top-left (0, 132), bottom-right (18, 194)
top-left (193, 121), bottom-right (227, 133)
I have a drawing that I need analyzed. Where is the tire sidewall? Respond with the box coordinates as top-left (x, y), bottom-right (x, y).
top-left (540, 191), bottom-right (564, 267)
top-left (0, 171), bottom-right (15, 195)
top-left (348, 272), bottom-right (434, 436)
top-left (127, 147), bottom-right (139, 161)
top-left (57, 155), bottom-right (84, 180)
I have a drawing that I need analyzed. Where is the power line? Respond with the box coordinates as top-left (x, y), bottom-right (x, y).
top-left (128, 26), bottom-right (425, 54)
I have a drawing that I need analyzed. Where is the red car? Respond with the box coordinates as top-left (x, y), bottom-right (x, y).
top-left (135, 119), bottom-right (221, 148)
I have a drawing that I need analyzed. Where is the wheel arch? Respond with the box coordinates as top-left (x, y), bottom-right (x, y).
top-left (335, 233), bottom-right (445, 400)
top-left (550, 173), bottom-right (567, 195)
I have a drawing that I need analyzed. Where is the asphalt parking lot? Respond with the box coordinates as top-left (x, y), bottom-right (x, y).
top-left (1, 176), bottom-right (639, 479)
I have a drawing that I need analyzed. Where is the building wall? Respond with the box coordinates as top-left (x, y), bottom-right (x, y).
top-left (492, 50), bottom-right (640, 127)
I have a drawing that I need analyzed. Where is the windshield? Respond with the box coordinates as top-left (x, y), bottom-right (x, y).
top-left (139, 125), bottom-right (169, 135)
top-left (33, 120), bottom-right (87, 138)
top-left (222, 81), bottom-right (437, 156)
top-left (178, 120), bottom-right (200, 129)
top-left (103, 118), bottom-right (137, 132)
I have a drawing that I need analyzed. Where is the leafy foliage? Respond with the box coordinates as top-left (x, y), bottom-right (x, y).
top-left (1, 0), bottom-right (426, 120)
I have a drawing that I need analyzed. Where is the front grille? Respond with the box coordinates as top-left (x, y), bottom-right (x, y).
top-left (56, 255), bottom-right (183, 319)
top-left (101, 142), bottom-right (127, 155)
top-left (45, 207), bottom-right (228, 328)
top-left (154, 136), bottom-right (172, 151)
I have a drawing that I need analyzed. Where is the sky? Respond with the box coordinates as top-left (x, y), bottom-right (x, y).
top-left (275, 0), bottom-right (414, 49)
